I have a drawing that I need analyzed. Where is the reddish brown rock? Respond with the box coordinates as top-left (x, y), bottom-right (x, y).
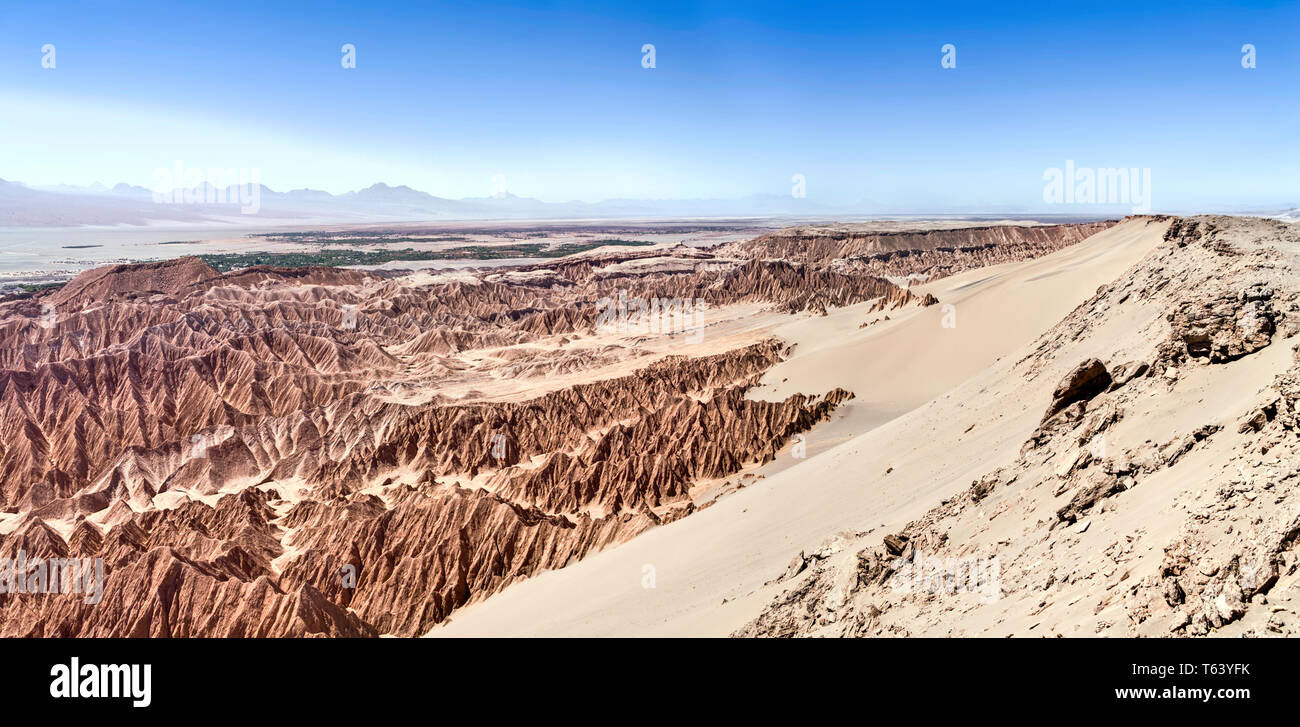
top-left (0, 241), bottom-right (878, 637)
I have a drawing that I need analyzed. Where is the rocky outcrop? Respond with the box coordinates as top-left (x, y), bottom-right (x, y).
top-left (1158, 284), bottom-right (1277, 364)
top-left (1042, 358), bottom-right (1112, 423)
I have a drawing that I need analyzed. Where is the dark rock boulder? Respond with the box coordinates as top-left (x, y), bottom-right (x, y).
top-left (1043, 359), bottom-right (1112, 423)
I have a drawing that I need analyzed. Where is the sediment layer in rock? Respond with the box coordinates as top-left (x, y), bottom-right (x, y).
top-left (724, 221), bottom-right (1117, 284)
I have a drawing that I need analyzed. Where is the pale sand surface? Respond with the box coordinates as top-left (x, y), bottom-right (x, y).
top-left (429, 219), bottom-right (1171, 636)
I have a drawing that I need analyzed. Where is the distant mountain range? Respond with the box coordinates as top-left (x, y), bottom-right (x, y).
top-left (0, 178), bottom-right (852, 227)
top-left (3, 178), bottom-right (1296, 228)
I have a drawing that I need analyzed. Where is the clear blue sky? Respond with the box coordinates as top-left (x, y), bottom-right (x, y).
top-left (0, 0), bottom-right (1296, 211)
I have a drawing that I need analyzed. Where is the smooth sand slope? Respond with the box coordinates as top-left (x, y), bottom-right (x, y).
top-left (429, 218), bottom-right (1171, 636)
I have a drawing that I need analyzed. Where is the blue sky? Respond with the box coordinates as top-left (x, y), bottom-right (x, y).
top-left (0, 0), bottom-right (1296, 211)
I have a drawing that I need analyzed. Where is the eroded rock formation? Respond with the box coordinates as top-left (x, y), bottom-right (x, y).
top-left (724, 221), bottom-right (1116, 284)
top-left (0, 241), bottom-right (890, 636)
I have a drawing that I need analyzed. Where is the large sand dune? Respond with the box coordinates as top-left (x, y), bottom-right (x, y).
top-left (431, 217), bottom-right (1181, 636)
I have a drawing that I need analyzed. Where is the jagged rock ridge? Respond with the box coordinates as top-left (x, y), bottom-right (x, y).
top-left (0, 241), bottom-right (897, 636)
top-left (724, 221), bottom-right (1117, 284)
